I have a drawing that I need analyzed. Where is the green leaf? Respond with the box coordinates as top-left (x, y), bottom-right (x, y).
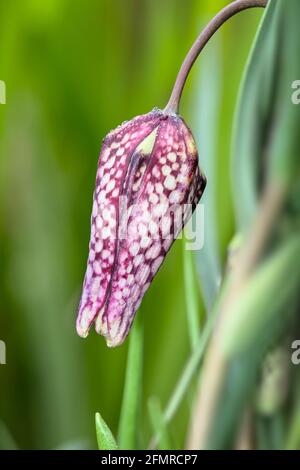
top-left (221, 235), bottom-right (300, 357)
top-left (183, 243), bottom-right (201, 350)
top-left (118, 313), bottom-right (144, 449)
top-left (191, 39), bottom-right (222, 309)
top-left (232, 0), bottom-right (281, 229)
top-left (0, 421), bottom-right (18, 450)
top-left (149, 280), bottom-right (230, 448)
top-left (148, 397), bottom-right (172, 450)
top-left (208, 291), bottom-right (296, 450)
top-left (268, 0), bottom-right (300, 186)
top-left (286, 377), bottom-right (300, 449)
top-left (95, 412), bottom-right (118, 450)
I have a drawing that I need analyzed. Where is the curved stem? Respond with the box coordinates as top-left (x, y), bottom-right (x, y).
top-left (164, 0), bottom-right (268, 114)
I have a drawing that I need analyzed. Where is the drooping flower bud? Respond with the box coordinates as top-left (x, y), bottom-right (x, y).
top-left (76, 108), bottom-right (206, 347)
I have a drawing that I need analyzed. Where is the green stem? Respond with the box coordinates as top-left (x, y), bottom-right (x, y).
top-left (164, 0), bottom-right (267, 114)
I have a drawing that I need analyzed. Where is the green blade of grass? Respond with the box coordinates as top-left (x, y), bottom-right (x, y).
top-left (95, 412), bottom-right (118, 450)
top-left (148, 397), bottom-right (172, 450)
top-left (163, 278), bottom-right (229, 426)
top-left (148, 319), bottom-right (212, 449)
top-left (183, 244), bottom-right (201, 350)
top-left (268, 0), bottom-right (300, 188)
top-left (148, 281), bottom-right (230, 448)
top-left (191, 38), bottom-right (222, 309)
top-left (118, 313), bottom-right (144, 450)
top-left (0, 421), bottom-right (18, 450)
top-left (285, 372), bottom-right (300, 450)
top-left (221, 235), bottom-right (300, 358)
top-left (232, 0), bottom-right (280, 229)
top-left (207, 235), bottom-right (300, 449)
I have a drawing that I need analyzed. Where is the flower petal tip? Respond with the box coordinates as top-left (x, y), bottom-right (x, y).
top-left (76, 324), bottom-right (89, 339)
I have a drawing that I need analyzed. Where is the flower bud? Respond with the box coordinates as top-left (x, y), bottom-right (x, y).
top-left (76, 108), bottom-right (206, 347)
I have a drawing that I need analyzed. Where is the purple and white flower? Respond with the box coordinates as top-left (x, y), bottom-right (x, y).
top-left (76, 108), bottom-right (206, 347)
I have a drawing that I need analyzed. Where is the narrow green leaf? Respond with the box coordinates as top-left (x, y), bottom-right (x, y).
top-left (256, 417), bottom-right (271, 450)
top-left (118, 313), bottom-right (144, 449)
top-left (192, 39), bottom-right (222, 309)
top-left (0, 421), bottom-right (18, 450)
top-left (163, 279), bottom-right (229, 425)
top-left (255, 347), bottom-right (289, 417)
top-left (221, 235), bottom-right (300, 357)
top-left (164, 311), bottom-right (215, 426)
top-left (95, 412), bottom-right (118, 450)
top-left (268, 0), bottom-right (300, 186)
top-left (183, 243), bottom-right (201, 350)
top-left (208, 313), bottom-right (292, 450)
top-left (268, 412), bottom-right (285, 450)
top-left (149, 280), bottom-right (230, 447)
top-left (232, 0), bottom-right (281, 229)
top-left (286, 378), bottom-right (300, 450)
top-left (148, 397), bottom-right (172, 450)
top-left (207, 236), bottom-right (299, 448)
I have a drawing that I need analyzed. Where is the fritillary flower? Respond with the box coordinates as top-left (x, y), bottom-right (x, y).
top-left (76, 109), bottom-right (206, 346)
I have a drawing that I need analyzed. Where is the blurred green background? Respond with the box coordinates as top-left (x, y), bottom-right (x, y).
top-left (0, 0), bottom-right (276, 450)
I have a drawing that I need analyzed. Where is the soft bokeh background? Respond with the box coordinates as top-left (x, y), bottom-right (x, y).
top-left (0, 0), bottom-right (280, 449)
